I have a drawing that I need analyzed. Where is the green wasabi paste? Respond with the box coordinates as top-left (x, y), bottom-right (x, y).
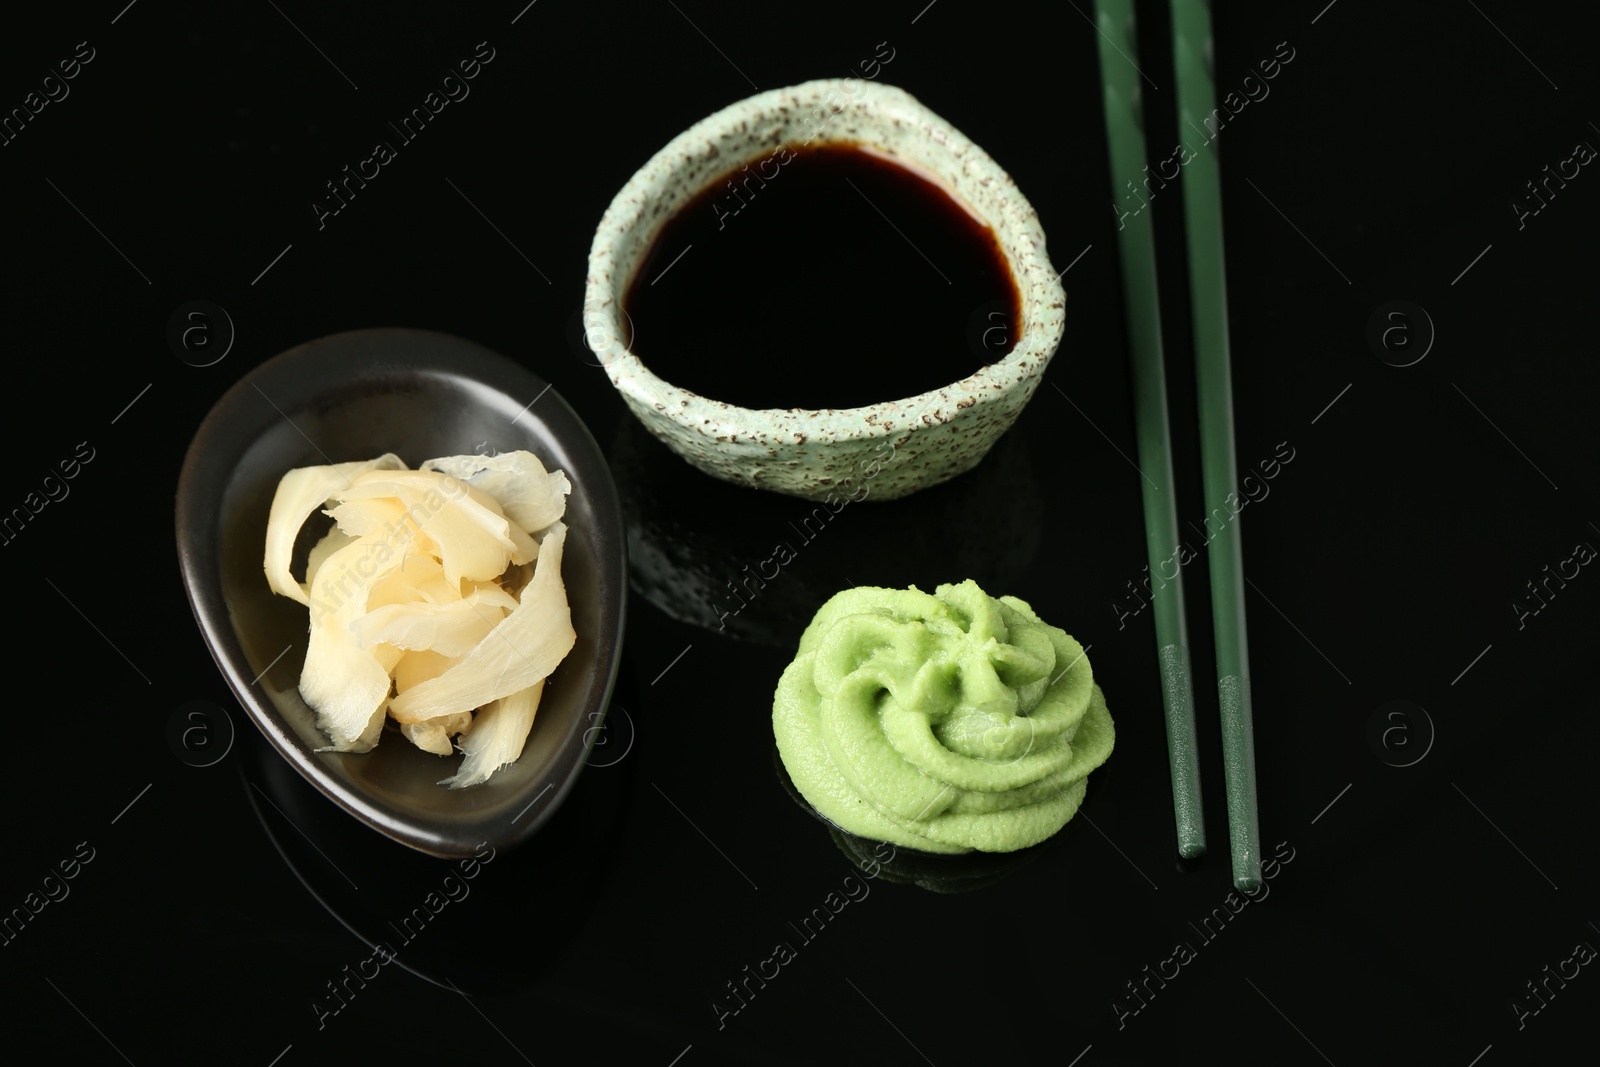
top-left (773, 580), bottom-right (1114, 854)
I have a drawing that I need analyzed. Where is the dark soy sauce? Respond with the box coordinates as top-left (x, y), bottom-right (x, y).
top-left (622, 141), bottom-right (1021, 411)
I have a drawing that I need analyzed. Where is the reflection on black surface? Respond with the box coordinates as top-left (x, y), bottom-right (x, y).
top-left (239, 668), bottom-right (638, 996)
top-left (827, 827), bottom-right (1040, 894)
top-left (771, 743), bottom-right (1053, 894)
top-left (611, 417), bottom-right (1043, 646)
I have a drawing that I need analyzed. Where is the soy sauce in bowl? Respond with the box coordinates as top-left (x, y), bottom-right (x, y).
top-left (622, 141), bottom-right (1021, 412)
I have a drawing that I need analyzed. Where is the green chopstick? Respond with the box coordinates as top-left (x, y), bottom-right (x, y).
top-left (1091, 0), bottom-right (1206, 860)
top-left (1169, 0), bottom-right (1262, 891)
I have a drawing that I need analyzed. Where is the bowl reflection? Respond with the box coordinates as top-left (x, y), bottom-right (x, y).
top-left (239, 667), bottom-right (638, 995)
top-left (613, 417), bottom-right (1043, 647)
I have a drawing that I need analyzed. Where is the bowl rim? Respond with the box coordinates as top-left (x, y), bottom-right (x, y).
top-left (583, 77), bottom-right (1066, 443)
top-left (174, 326), bottom-right (627, 858)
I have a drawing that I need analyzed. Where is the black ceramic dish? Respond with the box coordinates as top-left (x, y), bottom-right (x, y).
top-left (176, 328), bottom-right (626, 858)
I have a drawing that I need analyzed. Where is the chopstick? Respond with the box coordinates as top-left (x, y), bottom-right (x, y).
top-left (1168, 0), bottom-right (1262, 890)
top-left (1090, 0), bottom-right (1207, 861)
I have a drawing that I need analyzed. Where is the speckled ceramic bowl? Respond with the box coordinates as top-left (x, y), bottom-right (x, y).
top-left (584, 79), bottom-right (1065, 502)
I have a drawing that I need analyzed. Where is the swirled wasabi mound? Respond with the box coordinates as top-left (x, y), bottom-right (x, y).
top-left (773, 580), bottom-right (1114, 854)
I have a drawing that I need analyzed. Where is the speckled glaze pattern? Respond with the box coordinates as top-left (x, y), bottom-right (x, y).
top-left (584, 79), bottom-right (1065, 502)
